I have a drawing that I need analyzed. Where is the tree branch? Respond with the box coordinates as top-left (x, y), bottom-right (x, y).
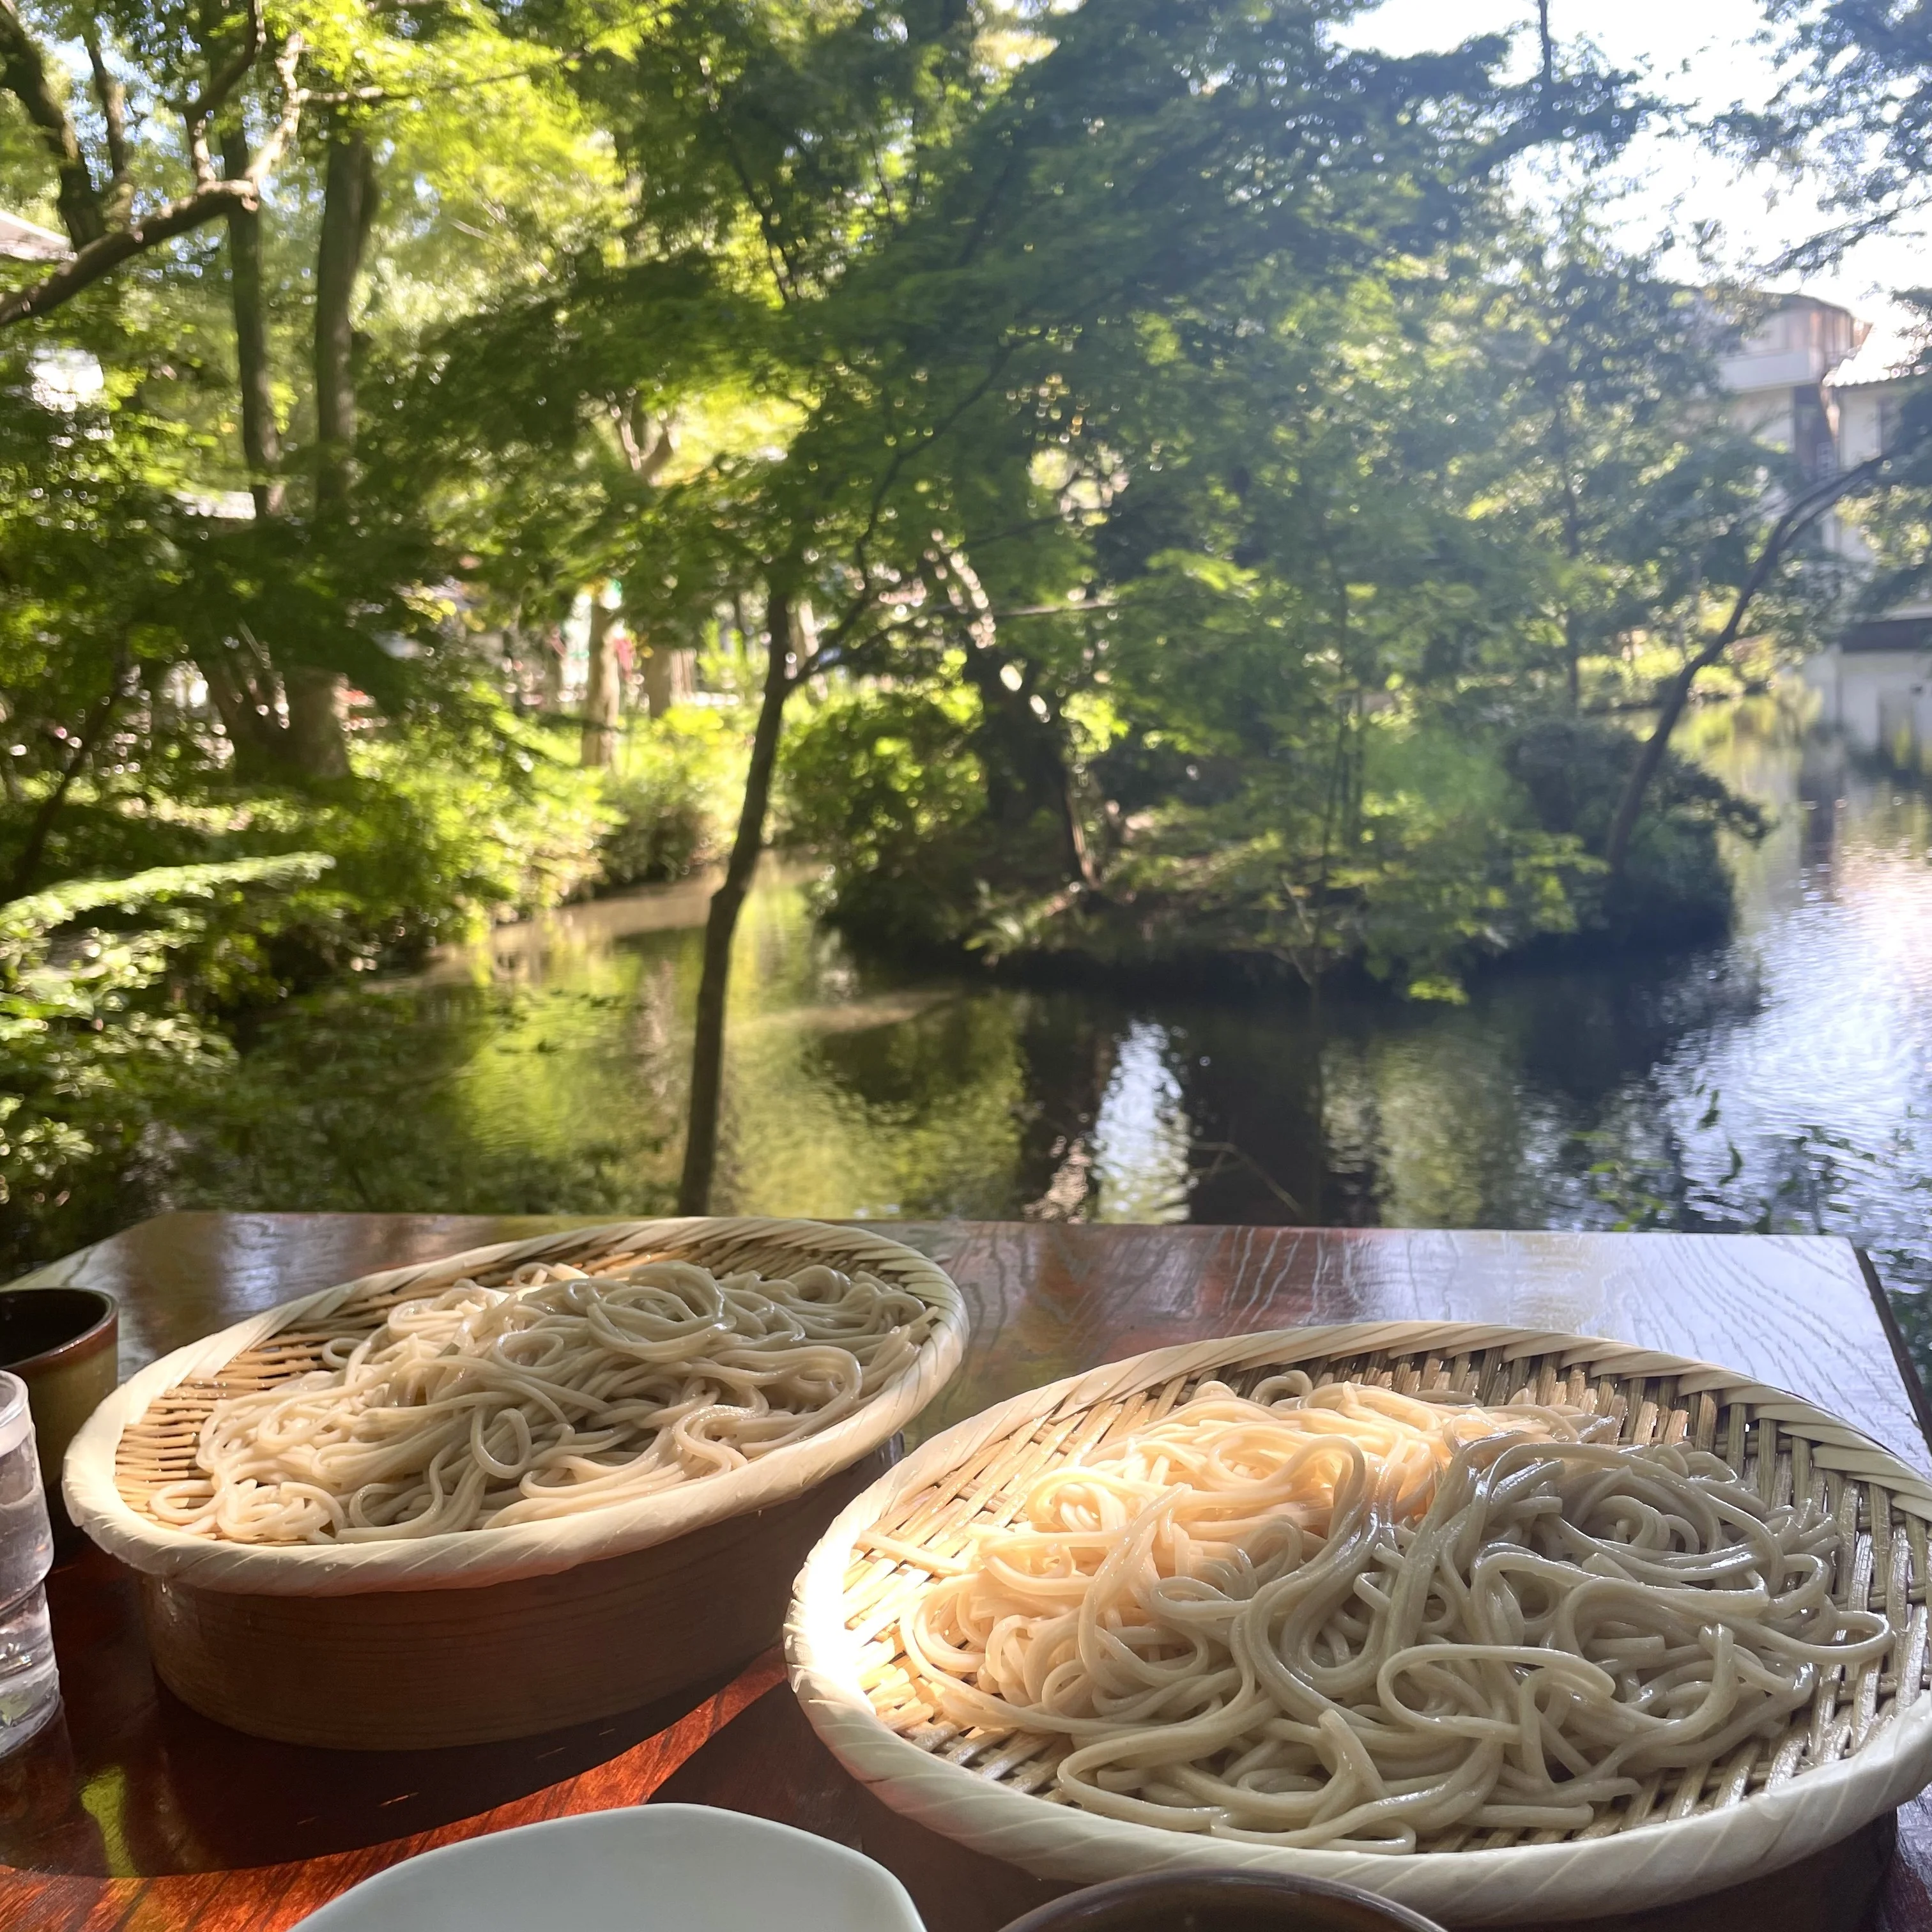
top-left (696, 57), bottom-right (801, 303)
top-left (84, 30), bottom-right (134, 226)
top-left (1, 183), bottom-right (244, 325)
top-left (220, 115), bottom-right (285, 517)
top-left (183, 0), bottom-right (264, 188)
top-left (790, 576), bottom-right (878, 686)
top-left (677, 580), bottom-right (797, 1213)
top-left (4, 660), bottom-right (129, 901)
top-left (244, 32), bottom-right (306, 186)
top-left (0, 0), bottom-right (104, 247)
top-left (612, 397), bottom-right (675, 479)
top-left (1602, 456), bottom-right (1886, 877)
top-left (0, 32), bottom-right (303, 330)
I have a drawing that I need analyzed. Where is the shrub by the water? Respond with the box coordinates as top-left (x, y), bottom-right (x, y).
top-left (1503, 715), bottom-right (1765, 949)
top-left (781, 686), bottom-right (1000, 954)
top-left (595, 710), bottom-right (747, 889)
top-left (0, 717), bottom-right (613, 1269)
top-left (781, 693), bottom-right (1759, 994)
top-left (0, 857), bottom-right (330, 1271)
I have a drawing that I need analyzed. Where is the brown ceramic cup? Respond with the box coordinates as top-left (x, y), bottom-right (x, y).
top-left (0, 1287), bottom-right (118, 1533)
top-left (997, 1871), bottom-right (1447, 1932)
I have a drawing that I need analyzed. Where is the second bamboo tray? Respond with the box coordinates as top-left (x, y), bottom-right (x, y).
top-left (788, 1321), bottom-right (1932, 1925)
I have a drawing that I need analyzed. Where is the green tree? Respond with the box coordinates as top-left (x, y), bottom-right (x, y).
top-left (1469, 210), bottom-right (1760, 709)
top-left (0, 0), bottom-right (624, 780)
top-left (1743, 0), bottom-right (1932, 268)
top-left (631, 0), bottom-right (1622, 1205)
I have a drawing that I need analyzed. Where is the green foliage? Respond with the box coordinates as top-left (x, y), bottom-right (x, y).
top-left (1742, 0), bottom-right (1932, 267)
top-left (1503, 714), bottom-right (1767, 944)
top-left (0, 696), bottom-right (609, 1269)
top-left (0, 0), bottom-right (1925, 1260)
top-left (300, 731), bottom-right (614, 956)
top-left (1341, 722), bottom-right (1587, 997)
top-left (769, 183), bottom-right (1781, 993)
top-left (1014, 716), bottom-right (1588, 992)
top-left (0, 712), bottom-right (611, 974)
top-left (782, 682), bottom-right (993, 951)
top-left (0, 855), bottom-right (332, 1269)
top-left (597, 710), bottom-right (747, 889)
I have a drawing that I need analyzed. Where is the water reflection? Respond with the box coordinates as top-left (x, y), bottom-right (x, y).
top-left (176, 681), bottom-right (1932, 1336)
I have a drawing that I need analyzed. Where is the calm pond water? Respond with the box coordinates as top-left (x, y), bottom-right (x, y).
top-left (171, 671), bottom-right (1932, 1355)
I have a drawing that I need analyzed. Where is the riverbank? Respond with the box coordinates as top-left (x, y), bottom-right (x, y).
top-left (8, 694), bottom-right (1931, 1402)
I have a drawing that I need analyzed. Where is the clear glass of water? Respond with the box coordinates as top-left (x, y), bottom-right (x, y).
top-left (0, 1372), bottom-right (59, 1750)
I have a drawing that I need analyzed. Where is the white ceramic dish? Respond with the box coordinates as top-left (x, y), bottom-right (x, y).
top-left (295, 1804), bottom-right (926, 1931)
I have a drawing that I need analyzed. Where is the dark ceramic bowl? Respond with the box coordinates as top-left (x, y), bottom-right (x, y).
top-left (0, 1286), bottom-right (118, 1529)
top-left (998, 1871), bottom-right (1448, 1932)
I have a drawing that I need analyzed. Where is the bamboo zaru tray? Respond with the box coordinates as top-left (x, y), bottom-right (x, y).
top-left (65, 1218), bottom-right (967, 1750)
top-left (787, 1322), bottom-right (1932, 1925)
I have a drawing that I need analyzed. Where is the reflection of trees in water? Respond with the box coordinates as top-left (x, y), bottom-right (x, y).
top-left (1162, 1004), bottom-right (1324, 1227)
top-left (1012, 996), bottom-right (1120, 1221)
top-left (756, 991), bottom-right (1030, 1220)
top-left (1142, 955), bottom-right (1768, 1232)
top-left (165, 983), bottom-right (676, 1219)
top-left (141, 700), bottom-right (1932, 1393)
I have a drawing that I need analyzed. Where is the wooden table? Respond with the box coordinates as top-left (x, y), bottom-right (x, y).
top-left (3, 1213), bottom-right (1930, 1932)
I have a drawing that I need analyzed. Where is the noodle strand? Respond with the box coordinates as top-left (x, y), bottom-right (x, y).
top-left (151, 1257), bottom-right (937, 1543)
top-left (891, 1379), bottom-right (1886, 1847)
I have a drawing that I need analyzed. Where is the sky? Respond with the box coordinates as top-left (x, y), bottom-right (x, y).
top-left (1336, 0), bottom-right (1926, 369)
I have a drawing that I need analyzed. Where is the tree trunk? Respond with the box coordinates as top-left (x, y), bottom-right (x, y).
top-left (295, 130), bottom-right (378, 781)
top-left (197, 648), bottom-right (291, 779)
top-left (639, 643), bottom-right (696, 717)
top-left (282, 666), bottom-right (347, 776)
top-left (677, 588), bottom-right (792, 1215)
top-left (1553, 394), bottom-right (1584, 710)
top-left (4, 669), bottom-right (123, 900)
top-left (314, 132), bottom-right (376, 510)
top-left (222, 126), bottom-right (284, 519)
top-left (640, 646), bottom-right (671, 717)
top-left (956, 640), bottom-right (1096, 889)
top-left (1052, 753), bottom-right (1098, 891)
top-left (537, 627), bottom-right (565, 714)
top-left (0, 6), bottom-right (106, 249)
top-left (580, 592), bottom-right (622, 766)
top-left (1603, 457), bottom-right (1884, 878)
top-left (224, 119), bottom-right (342, 778)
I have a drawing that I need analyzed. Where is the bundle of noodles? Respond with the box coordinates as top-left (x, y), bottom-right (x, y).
top-left (148, 1258), bottom-right (938, 1545)
top-left (891, 1377), bottom-right (1891, 1850)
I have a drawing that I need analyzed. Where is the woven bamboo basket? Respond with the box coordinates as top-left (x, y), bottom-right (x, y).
top-left (65, 1216), bottom-right (965, 1750)
top-left (787, 1321), bottom-right (1932, 1925)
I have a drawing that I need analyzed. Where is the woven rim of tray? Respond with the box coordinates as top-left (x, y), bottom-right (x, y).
top-left (787, 1321), bottom-right (1932, 1926)
top-left (64, 1216), bottom-right (967, 1597)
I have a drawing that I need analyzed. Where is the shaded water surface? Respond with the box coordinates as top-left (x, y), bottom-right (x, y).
top-left (171, 686), bottom-right (1932, 1354)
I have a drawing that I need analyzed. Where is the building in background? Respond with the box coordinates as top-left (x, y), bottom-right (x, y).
top-left (1728, 296), bottom-right (1932, 763)
top-left (1720, 294), bottom-right (1871, 489)
top-left (0, 211), bottom-right (67, 262)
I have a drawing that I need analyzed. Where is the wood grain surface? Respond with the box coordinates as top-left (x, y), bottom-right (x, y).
top-left (0, 1211), bottom-right (1926, 1931)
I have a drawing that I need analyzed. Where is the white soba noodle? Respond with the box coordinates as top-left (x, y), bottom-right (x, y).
top-left (149, 1257), bottom-right (939, 1544)
top-left (889, 1379), bottom-right (1889, 1850)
